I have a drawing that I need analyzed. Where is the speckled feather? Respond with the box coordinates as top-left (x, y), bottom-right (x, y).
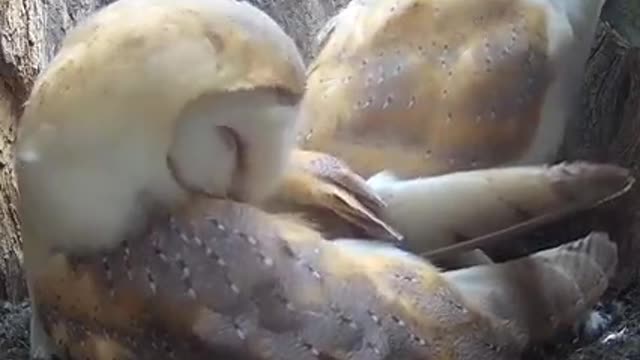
top-left (33, 199), bottom-right (526, 360)
top-left (300, 0), bottom-right (606, 178)
top-left (31, 198), bottom-right (620, 359)
top-left (15, 1), bottom-right (308, 358)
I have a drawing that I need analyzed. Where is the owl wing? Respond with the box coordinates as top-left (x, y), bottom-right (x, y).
top-left (267, 149), bottom-right (403, 242)
top-left (31, 198), bottom-right (522, 360)
top-left (32, 197), bottom-right (615, 359)
top-left (301, 0), bottom-right (605, 179)
top-left (366, 162), bottom-right (633, 264)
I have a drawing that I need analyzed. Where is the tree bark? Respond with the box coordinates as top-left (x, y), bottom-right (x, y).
top-left (0, 0), bottom-right (118, 302)
top-left (0, 0), bottom-right (638, 302)
top-left (562, 20), bottom-right (640, 291)
top-left (0, 73), bottom-right (23, 302)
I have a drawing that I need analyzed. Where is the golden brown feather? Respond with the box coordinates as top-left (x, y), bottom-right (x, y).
top-left (301, 0), bottom-right (607, 178)
top-left (32, 198), bottom-right (617, 359)
top-left (264, 149), bottom-right (403, 242)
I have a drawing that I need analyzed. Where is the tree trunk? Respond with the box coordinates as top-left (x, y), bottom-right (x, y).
top-left (0, 0), bottom-right (118, 302)
top-left (562, 20), bottom-right (640, 291)
top-left (0, 0), bottom-right (638, 303)
top-left (0, 73), bottom-right (23, 302)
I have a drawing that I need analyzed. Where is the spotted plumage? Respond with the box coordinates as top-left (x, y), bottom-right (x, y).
top-left (301, 0), bottom-right (606, 178)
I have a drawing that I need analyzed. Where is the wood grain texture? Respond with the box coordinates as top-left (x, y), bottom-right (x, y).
top-left (558, 21), bottom-right (640, 292)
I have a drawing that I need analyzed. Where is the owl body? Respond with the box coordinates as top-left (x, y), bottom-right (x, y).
top-left (301, 0), bottom-right (606, 178)
top-left (33, 200), bottom-right (524, 360)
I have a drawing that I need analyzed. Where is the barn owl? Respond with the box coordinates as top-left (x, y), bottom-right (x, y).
top-left (15, 0), bottom-right (624, 359)
top-left (297, 0), bottom-right (615, 265)
top-left (15, 0), bottom-right (306, 357)
top-left (301, 0), bottom-right (607, 178)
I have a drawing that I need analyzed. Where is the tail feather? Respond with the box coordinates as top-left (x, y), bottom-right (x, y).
top-left (443, 231), bottom-right (617, 345)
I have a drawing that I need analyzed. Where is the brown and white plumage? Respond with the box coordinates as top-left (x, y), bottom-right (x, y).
top-left (15, 0), bottom-right (626, 359)
top-left (264, 149), bottom-right (403, 242)
top-left (298, 0), bottom-right (617, 267)
top-left (32, 199), bottom-right (618, 359)
top-left (16, 0), bottom-right (306, 357)
top-left (300, 0), bottom-right (607, 178)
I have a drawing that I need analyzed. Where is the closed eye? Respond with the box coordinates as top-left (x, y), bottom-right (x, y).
top-left (217, 125), bottom-right (245, 201)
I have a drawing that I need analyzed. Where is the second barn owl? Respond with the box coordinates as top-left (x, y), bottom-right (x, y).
top-left (296, 0), bottom-right (624, 266)
top-left (301, 0), bottom-right (607, 178)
